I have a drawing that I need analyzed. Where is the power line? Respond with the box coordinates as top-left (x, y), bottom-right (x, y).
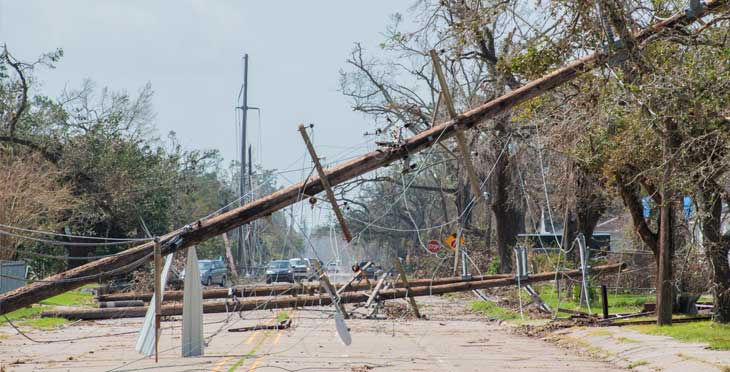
top-left (0, 252), bottom-right (153, 284)
top-left (0, 228), bottom-right (147, 247)
top-left (0, 223), bottom-right (150, 242)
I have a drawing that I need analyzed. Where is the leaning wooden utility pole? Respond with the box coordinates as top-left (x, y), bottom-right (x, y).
top-left (298, 124), bottom-right (353, 242)
top-left (393, 257), bottom-right (421, 318)
top-left (429, 49), bottom-right (483, 205)
top-left (0, 2), bottom-right (723, 316)
top-left (311, 260), bottom-right (349, 318)
top-left (430, 50), bottom-right (479, 278)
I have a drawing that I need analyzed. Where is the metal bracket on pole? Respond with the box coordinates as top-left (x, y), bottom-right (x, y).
top-left (429, 50), bottom-right (484, 205)
top-left (298, 124), bottom-right (353, 242)
top-left (393, 257), bottom-right (421, 319)
top-left (523, 284), bottom-right (551, 313)
top-left (514, 246), bottom-right (529, 281)
top-left (577, 233), bottom-right (592, 314)
top-left (460, 246), bottom-right (471, 281)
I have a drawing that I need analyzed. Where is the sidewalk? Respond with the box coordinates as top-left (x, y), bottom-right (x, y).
top-left (551, 326), bottom-right (730, 372)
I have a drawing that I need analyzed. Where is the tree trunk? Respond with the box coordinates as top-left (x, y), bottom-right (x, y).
top-left (574, 168), bottom-right (607, 251)
top-left (491, 134), bottom-right (521, 273)
top-left (562, 207), bottom-right (577, 262)
top-left (484, 197), bottom-right (492, 252)
top-left (657, 198), bottom-right (674, 325)
top-left (657, 120), bottom-right (678, 326)
top-left (66, 244), bottom-right (91, 270)
top-left (697, 184), bottom-right (730, 323)
top-left (221, 232), bottom-right (238, 280)
top-left (576, 200), bottom-right (605, 249)
top-left (713, 246), bottom-right (730, 323)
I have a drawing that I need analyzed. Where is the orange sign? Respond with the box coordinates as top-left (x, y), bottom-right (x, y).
top-left (443, 233), bottom-right (465, 251)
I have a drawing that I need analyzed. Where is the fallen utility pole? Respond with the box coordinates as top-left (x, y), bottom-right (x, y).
top-left (311, 259), bottom-right (349, 318)
top-left (99, 300), bottom-right (145, 308)
top-left (42, 263), bottom-right (623, 320)
top-left (365, 274), bottom-right (388, 309)
top-left (336, 262), bottom-right (372, 296)
top-left (0, 1), bottom-right (723, 316)
top-left (96, 273), bottom-right (512, 303)
top-left (393, 257), bottom-right (421, 318)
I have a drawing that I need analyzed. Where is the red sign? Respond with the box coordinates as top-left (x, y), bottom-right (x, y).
top-left (427, 240), bottom-right (441, 253)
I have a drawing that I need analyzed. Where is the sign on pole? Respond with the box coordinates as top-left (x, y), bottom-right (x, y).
top-left (443, 233), bottom-right (465, 251)
top-left (427, 240), bottom-right (441, 253)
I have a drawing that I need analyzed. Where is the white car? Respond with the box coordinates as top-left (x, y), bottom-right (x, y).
top-left (326, 262), bottom-right (340, 273)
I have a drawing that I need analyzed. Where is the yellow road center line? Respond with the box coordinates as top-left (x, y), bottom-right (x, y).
top-left (245, 330), bottom-right (260, 345)
top-left (214, 314), bottom-right (281, 372)
top-left (211, 356), bottom-right (234, 372)
top-left (273, 332), bottom-right (282, 345)
top-left (247, 355), bottom-right (267, 371)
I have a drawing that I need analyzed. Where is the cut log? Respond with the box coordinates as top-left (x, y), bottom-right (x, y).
top-left (96, 273), bottom-right (512, 303)
top-left (1, 0), bottom-right (720, 316)
top-left (43, 263), bottom-right (623, 320)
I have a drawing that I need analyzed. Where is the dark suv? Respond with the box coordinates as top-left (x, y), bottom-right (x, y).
top-left (180, 259), bottom-right (227, 287)
top-left (266, 260), bottom-right (294, 283)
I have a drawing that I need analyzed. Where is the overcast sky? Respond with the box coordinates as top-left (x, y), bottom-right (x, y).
top-left (0, 1), bottom-right (404, 187)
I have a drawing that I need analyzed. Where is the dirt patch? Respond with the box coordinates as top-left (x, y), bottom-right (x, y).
top-left (510, 318), bottom-right (597, 338)
top-left (381, 302), bottom-right (418, 320)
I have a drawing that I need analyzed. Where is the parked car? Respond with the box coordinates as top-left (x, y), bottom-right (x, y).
top-left (353, 260), bottom-right (384, 279)
top-left (180, 259), bottom-right (227, 287)
top-left (289, 258), bottom-right (309, 282)
top-left (266, 260), bottom-right (294, 283)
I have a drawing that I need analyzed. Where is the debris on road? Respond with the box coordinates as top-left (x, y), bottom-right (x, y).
top-left (227, 318), bottom-right (292, 332)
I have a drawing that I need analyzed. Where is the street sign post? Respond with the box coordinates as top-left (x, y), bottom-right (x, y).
top-left (427, 240), bottom-right (441, 253)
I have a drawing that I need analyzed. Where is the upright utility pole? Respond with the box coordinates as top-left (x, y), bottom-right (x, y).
top-left (248, 144), bottom-right (256, 267)
top-left (237, 54), bottom-right (249, 275)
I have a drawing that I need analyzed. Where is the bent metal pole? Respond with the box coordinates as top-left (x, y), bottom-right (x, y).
top-left (0, 1), bottom-right (725, 316)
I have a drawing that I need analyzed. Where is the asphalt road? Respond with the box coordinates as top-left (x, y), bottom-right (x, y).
top-left (0, 295), bottom-right (624, 372)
